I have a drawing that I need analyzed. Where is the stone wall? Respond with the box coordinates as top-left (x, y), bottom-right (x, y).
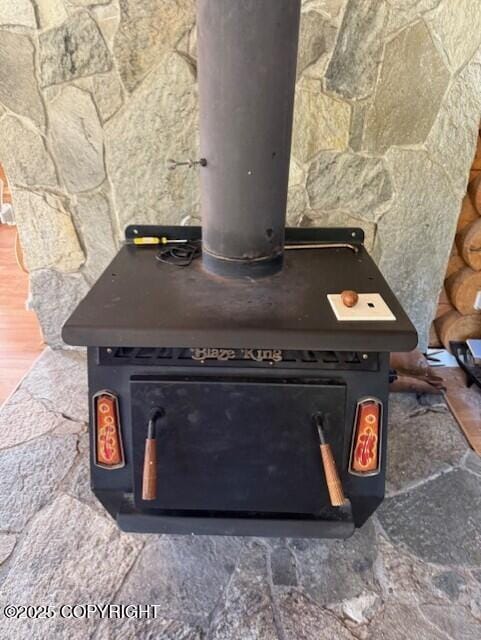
top-left (1, 0), bottom-right (481, 351)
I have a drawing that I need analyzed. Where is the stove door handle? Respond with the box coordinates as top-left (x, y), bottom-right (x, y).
top-left (142, 409), bottom-right (164, 501)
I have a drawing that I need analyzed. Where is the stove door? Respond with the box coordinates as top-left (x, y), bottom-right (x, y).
top-left (131, 378), bottom-right (346, 515)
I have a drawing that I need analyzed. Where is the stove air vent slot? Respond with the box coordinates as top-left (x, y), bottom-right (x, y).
top-left (107, 347), bottom-right (174, 362)
top-left (99, 348), bottom-right (377, 371)
top-left (300, 351), bottom-right (361, 366)
top-left (321, 351), bottom-right (339, 364)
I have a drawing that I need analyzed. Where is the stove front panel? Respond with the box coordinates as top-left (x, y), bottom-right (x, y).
top-left (131, 378), bottom-right (346, 515)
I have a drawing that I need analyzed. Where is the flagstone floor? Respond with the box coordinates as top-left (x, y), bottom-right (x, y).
top-left (0, 348), bottom-right (480, 639)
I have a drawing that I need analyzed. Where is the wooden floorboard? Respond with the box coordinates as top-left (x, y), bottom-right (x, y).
top-left (0, 224), bottom-right (43, 406)
top-left (439, 367), bottom-right (481, 455)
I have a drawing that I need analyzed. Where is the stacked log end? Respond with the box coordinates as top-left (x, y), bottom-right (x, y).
top-left (456, 218), bottom-right (481, 271)
top-left (472, 135), bottom-right (481, 172)
top-left (445, 268), bottom-right (481, 316)
top-left (431, 131), bottom-right (481, 350)
top-left (458, 193), bottom-right (479, 231)
top-left (446, 248), bottom-right (465, 279)
top-left (435, 311), bottom-right (481, 349)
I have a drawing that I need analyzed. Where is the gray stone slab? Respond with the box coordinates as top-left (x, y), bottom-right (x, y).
top-left (386, 400), bottom-right (468, 493)
top-left (297, 10), bottom-right (337, 79)
top-left (386, 1), bottom-right (442, 35)
top-left (426, 56), bottom-right (481, 196)
top-left (209, 542), bottom-right (279, 640)
top-left (20, 348), bottom-right (88, 424)
top-left (306, 151), bottom-right (392, 222)
top-left (303, 0), bottom-right (344, 20)
top-left (0, 30), bottom-right (46, 130)
top-left (374, 532), bottom-right (481, 629)
top-left (30, 269), bottom-right (90, 348)
top-left (363, 21), bottom-right (450, 154)
top-left (349, 99), bottom-right (368, 153)
top-left (289, 520), bottom-right (379, 606)
top-left (114, 535), bottom-right (247, 629)
top-left (332, 589), bottom-right (381, 627)
top-left (292, 79), bottom-right (351, 162)
top-left (378, 148), bottom-right (459, 352)
top-left (464, 451), bottom-right (481, 477)
top-left (0, 0), bottom-right (36, 28)
top-left (69, 0), bottom-right (113, 6)
top-left (35, 0), bottom-right (67, 30)
top-left (0, 435), bottom-right (78, 531)
top-left (325, 0), bottom-right (388, 100)
top-left (0, 388), bottom-right (66, 450)
top-left (49, 85), bottom-right (105, 193)
top-left (365, 602), bottom-right (448, 640)
top-left (388, 393), bottom-right (428, 427)
top-left (113, 0), bottom-right (195, 92)
top-left (94, 617), bottom-right (204, 640)
top-left (277, 590), bottom-right (355, 639)
top-left (92, 2), bottom-right (121, 53)
top-left (92, 71), bottom-right (124, 123)
top-left (0, 533), bottom-right (16, 565)
top-left (378, 468), bottom-right (481, 566)
top-left (427, 0), bottom-right (481, 72)
top-left (0, 115), bottom-right (57, 188)
top-left (0, 494), bottom-right (142, 639)
top-left (105, 52), bottom-right (199, 229)
top-left (270, 545), bottom-right (298, 587)
top-left (73, 70), bottom-right (125, 125)
top-left (419, 603), bottom-right (481, 640)
top-left (432, 570), bottom-right (467, 601)
top-left (39, 10), bottom-right (112, 87)
top-left (13, 189), bottom-right (85, 273)
top-left (286, 184), bottom-right (309, 226)
top-left (62, 432), bottom-right (100, 512)
top-left (374, 533), bottom-right (451, 611)
top-left (72, 191), bottom-right (119, 284)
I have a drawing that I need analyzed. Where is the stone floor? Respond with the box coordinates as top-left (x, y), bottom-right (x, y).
top-left (0, 348), bottom-right (480, 639)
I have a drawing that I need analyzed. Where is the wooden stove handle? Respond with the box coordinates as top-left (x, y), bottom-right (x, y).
top-left (320, 443), bottom-right (347, 507)
top-left (142, 438), bottom-right (157, 501)
top-left (142, 409), bottom-right (163, 501)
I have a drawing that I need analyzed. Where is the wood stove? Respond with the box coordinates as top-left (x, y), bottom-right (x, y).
top-left (63, 0), bottom-right (417, 538)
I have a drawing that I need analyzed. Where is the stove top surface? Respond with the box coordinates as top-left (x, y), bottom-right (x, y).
top-left (63, 226), bottom-right (417, 352)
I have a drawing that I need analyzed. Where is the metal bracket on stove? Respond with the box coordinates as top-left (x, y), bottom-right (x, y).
top-left (124, 225), bottom-right (365, 246)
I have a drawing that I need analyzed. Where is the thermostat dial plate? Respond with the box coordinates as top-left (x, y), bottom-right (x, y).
top-left (328, 293), bottom-right (396, 322)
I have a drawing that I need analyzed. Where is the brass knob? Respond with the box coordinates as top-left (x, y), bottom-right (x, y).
top-left (341, 290), bottom-right (359, 308)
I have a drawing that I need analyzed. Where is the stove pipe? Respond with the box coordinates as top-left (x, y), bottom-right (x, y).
top-left (197, 0), bottom-right (302, 277)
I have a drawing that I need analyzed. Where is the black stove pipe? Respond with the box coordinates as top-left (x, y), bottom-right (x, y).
top-left (197, 0), bottom-right (302, 277)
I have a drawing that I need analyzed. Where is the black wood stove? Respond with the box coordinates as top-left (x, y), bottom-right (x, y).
top-left (63, 0), bottom-right (417, 538)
